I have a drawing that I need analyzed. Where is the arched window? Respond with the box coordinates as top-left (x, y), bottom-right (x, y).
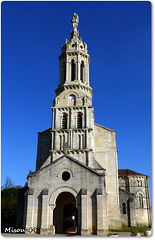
top-left (139, 180), bottom-right (142, 187)
top-left (62, 114), bottom-right (67, 129)
top-left (80, 61), bottom-right (84, 82)
top-left (137, 180), bottom-right (142, 187)
top-left (122, 202), bottom-right (126, 214)
top-left (77, 113), bottom-right (82, 128)
top-left (71, 60), bottom-right (75, 81)
top-left (138, 194), bottom-right (143, 208)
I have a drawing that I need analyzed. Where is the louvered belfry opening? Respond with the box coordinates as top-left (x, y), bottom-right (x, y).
top-left (77, 113), bottom-right (82, 128)
top-left (62, 114), bottom-right (67, 129)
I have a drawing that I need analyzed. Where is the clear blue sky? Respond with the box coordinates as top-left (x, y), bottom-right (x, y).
top-left (1, 1), bottom-right (151, 196)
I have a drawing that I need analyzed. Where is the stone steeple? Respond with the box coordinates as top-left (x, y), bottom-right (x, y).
top-left (51, 13), bottom-right (95, 167)
top-left (56, 13), bottom-right (91, 95)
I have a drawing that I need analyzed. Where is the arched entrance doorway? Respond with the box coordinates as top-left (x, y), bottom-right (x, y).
top-left (53, 192), bottom-right (78, 234)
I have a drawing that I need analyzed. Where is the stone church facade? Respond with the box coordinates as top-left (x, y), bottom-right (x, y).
top-left (23, 13), bottom-right (151, 235)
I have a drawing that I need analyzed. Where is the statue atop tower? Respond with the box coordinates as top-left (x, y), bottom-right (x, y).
top-left (70, 13), bottom-right (79, 39)
top-left (71, 13), bottom-right (79, 33)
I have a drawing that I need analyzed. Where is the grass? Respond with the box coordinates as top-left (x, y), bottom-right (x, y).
top-left (109, 226), bottom-right (150, 232)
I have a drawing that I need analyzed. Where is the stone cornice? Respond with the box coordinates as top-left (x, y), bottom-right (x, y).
top-left (49, 148), bottom-right (93, 154)
top-left (55, 84), bottom-right (93, 96)
top-left (58, 50), bottom-right (90, 60)
top-left (51, 106), bottom-right (93, 110)
top-left (50, 128), bottom-right (93, 133)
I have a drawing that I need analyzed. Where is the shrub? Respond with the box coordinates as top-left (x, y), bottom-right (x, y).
top-left (64, 218), bottom-right (75, 229)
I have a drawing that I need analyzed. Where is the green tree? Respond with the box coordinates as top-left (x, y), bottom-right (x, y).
top-left (1, 187), bottom-right (18, 231)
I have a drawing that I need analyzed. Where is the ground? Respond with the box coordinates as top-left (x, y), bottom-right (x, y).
top-left (1, 232), bottom-right (131, 237)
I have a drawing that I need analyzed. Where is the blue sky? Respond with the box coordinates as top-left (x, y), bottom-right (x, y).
top-left (1, 1), bottom-right (151, 196)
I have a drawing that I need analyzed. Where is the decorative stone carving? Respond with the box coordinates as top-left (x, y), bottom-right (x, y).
top-left (71, 13), bottom-right (79, 33)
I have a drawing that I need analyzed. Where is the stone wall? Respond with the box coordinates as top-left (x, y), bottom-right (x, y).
top-left (26, 155), bottom-right (108, 235)
top-left (118, 174), bottom-right (151, 227)
top-left (94, 123), bottom-right (121, 229)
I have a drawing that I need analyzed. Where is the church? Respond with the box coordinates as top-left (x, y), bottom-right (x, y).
top-left (23, 13), bottom-right (151, 235)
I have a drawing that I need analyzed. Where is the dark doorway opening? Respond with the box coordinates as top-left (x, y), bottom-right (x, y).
top-left (63, 203), bottom-right (78, 232)
top-left (53, 192), bottom-right (78, 234)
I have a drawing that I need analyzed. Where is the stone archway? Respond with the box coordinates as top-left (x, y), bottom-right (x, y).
top-left (53, 192), bottom-right (78, 234)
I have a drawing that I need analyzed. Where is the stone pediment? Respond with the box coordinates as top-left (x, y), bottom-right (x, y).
top-left (28, 154), bottom-right (105, 179)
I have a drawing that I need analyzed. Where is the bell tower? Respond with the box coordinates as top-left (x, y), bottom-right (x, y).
top-left (51, 13), bottom-right (95, 167)
top-left (58, 13), bottom-right (90, 87)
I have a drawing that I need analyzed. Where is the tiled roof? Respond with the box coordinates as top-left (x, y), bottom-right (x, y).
top-left (118, 169), bottom-right (149, 177)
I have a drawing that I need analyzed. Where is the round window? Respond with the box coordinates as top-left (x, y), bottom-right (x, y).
top-left (62, 171), bottom-right (70, 181)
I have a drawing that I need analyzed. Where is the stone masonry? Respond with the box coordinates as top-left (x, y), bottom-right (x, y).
top-left (22, 13), bottom-right (151, 235)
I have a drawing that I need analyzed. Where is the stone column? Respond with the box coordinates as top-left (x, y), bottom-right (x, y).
top-left (25, 188), bottom-right (34, 229)
top-left (40, 189), bottom-right (49, 234)
top-left (77, 59), bottom-right (81, 81)
top-left (129, 197), bottom-right (136, 227)
top-left (96, 188), bottom-right (108, 236)
top-left (81, 188), bottom-right (89, 235)
top-left (86, 58), bottom-right (90, 85)
top-left (66, 55), bottom-right (69, 82)
top-left (52, 108), bottom-right (54, 129)
top-left (54, 109), bottom-right (56, 129)
top-left (55, 132), bottom-right (59, 151)
top-left (53, 131), bottom-right (55, 150)
top-left (85, 107), bottom-right (87, 128)
top-left (102, 189), bottom-right (108, 235)
top-left (90, 130), bottom-right (94, 149)
top-left (85, 130), bottom-right (87, 149)
top-left (70, 130), bottom-right (73, 149)
top-left (48, 204), bottom-right (56, 235)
